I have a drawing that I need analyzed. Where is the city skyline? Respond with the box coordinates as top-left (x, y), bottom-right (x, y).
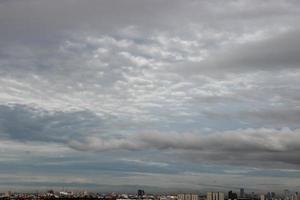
top-left (0, 0), bottom-right (300, 192)
top-left (0, 188), bottom-right (299, 200)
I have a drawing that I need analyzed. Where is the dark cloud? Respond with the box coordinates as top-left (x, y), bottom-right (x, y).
top-left (0, 104), bottom-right (104, 143)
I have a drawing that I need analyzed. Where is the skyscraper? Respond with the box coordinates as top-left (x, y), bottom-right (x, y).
top-left (207, 192), bottom-right (213, 200)
top-left (219, 192), bottom-right (225, 200)
top-left (207, 192), bottom-right (224, 200)
top-left (240, 188), bottom-right (245, 198)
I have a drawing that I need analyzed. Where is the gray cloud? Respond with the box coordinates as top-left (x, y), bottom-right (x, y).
top-left (70, 128), bottom-right (300, 168)
top-left (0, 104), bottom-right (104, 143)
top-left (2, 104), bottom-right (299, 169)
top-left (178, 29), bottom-right (300, 76)
top-left (237, 109), bottom-right (300, 126)
top-left (1, 0), bottom-right (300, 190)
top-left (202, 108), bottom-right (300, 127)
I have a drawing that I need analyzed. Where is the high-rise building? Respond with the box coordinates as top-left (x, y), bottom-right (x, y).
top-left (207, 192), bottom-right (213, 200)
top-left (185, 194), bottom-right (192, 200)
top-left (291, 193), bottom-right (299, 200)
top-left (178, 194), bottom-right (185, 200)
top-left (191, 194), bottom-right (199, 200)
top-left (240, 188), bottom-right (245, 198)
top-left (284, 190), bottom-right (290, 200)
top-left (219, 192), bottom-right (224, 200)
top-left (213, 192), bottom-right (218, 200)
top-left (207, 192), bottom-right (224, 200)
top-left (178, 194), bottom-right (198, 200)
top-left (266, 192), bottom-right (272, 200)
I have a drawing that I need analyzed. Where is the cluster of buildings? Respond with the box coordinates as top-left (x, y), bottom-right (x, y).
top-left (177, 193), bottom-right (201, 200)
top-left (260, 190), bottom-right (300, 200)
top-left (0, 188), bottom-right (299, 200)
top-left (175, 188), bottom-right (300, 200)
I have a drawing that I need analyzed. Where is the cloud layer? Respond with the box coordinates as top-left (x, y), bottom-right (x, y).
top-left (0, 0), bottom-right (300, 191)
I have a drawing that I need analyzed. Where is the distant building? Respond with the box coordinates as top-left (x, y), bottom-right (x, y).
top-left (177, 194), bottom-right (198, 200)
top-left (185, 194), bottom-right (192, 200)
top-left (240, 189), bottom-right (245, 198)
top-left (260, 195), bottom-right (265, 200)
top-left (178, 194), bottom-right (185, 200)
top-left (219, 192), bottom-right (225, 200)
top-left (284, 190), bottom-right (290, 200)
top-left (138, 190), bottom-right (145, 199)
top-left (266, 192), bottom-right (272, 200)
top-left (213, 192), bottom-right (218, 200)
top-left (228, 191), bottom-right (238, 200)
top-left (284, 190), bottom-right (290, 197)
top-left (192, 194), bottom-right (199, 200)
top-left (207, 192), bottom-right (224, 200)
top-left (291, 193), bottom-right (300, 200)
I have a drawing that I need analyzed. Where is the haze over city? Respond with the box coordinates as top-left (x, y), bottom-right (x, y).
top-left (0, 0), bottom-right (300, 193)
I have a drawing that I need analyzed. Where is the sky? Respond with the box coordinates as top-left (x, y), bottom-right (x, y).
top-left (0, 0), bottom-right (300, 193)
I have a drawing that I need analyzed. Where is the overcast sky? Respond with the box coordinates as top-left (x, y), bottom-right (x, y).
top-left (1, 0), bottom-right (300, 193)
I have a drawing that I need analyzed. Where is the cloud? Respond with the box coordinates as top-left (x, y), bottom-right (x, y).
top-left (68, 136), bottom-right (142, 152)
top-left (1, 0), bottom-right (300, 190)
top-left (203, 107), bottom-right (300, 127)
top-left (119, 159), bottom-right (169, 167)
top-left (178, 29), bottom-right (300, 76)
top-left (237, 109), bottom-right (300, 126)
top-left (0, 104), bottom-right (104, 143)
top-left (1, 104), bottom-right (300, 170)
top-left (69, 128), bottom-right (300, 169)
